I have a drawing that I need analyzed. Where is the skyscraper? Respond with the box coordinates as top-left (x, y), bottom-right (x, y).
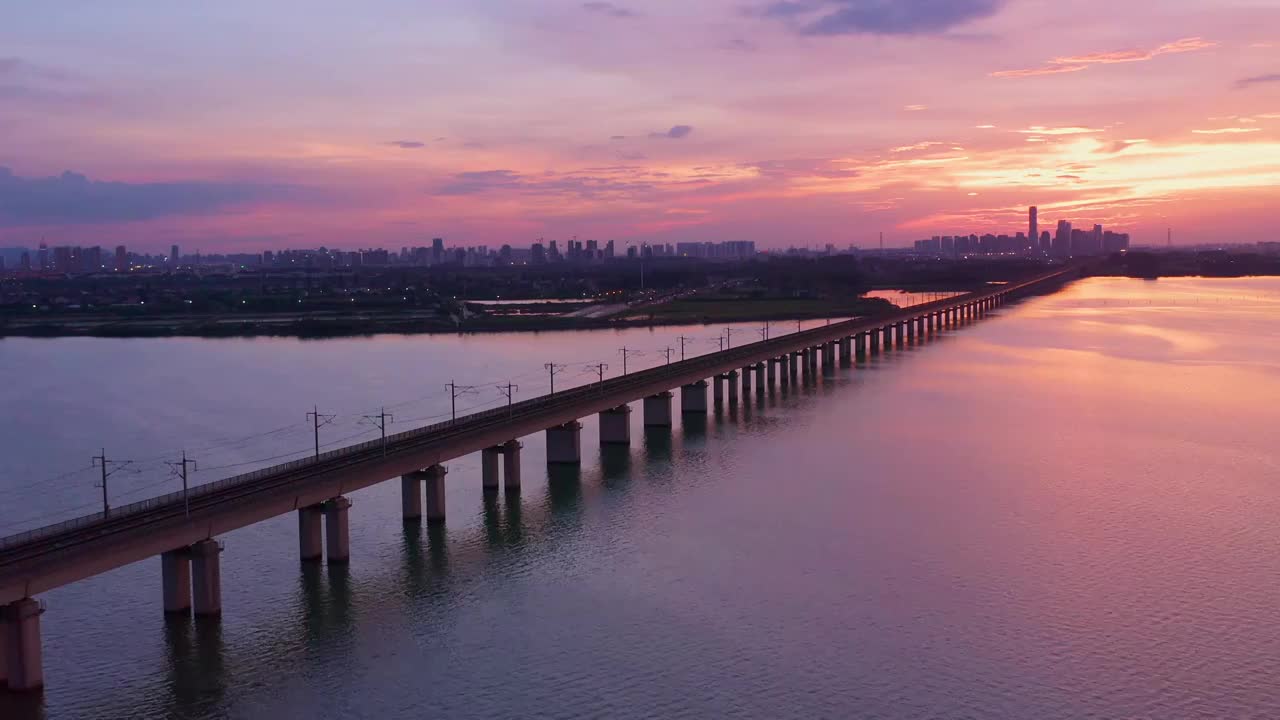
top-left (1053, 220), bottom-right (1072, 258)
top-left (170, 244), bottom-right (180, 267)
top-left (431, 238), bottom-right (444, 264)
top-left (1029, 207), bottom-right (1038, 253)
top-left (114, 245), bottom-right (128, 272)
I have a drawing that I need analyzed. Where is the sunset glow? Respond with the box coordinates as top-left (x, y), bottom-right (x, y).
top-left (2, 0), bottom-right (1278, 251)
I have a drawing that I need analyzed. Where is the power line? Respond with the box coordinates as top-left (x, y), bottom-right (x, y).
top-left (360, 407), bottom-right (395, 455)
top-left (91, 449), bottom-right (135, 517)
top-left (445, 381), bottom-right (479, 421)
top-left (306, 406), bottom-right (336, 459)
top-left (495, 382), bottom-right (519, 414)
top-left (164, 451), bottom-right (197, 518)
top-left (545, 363), bottom-right (567, 395)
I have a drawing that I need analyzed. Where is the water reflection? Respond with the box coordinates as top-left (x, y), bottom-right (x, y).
top-left (160, 616), bottom-right (227, 719)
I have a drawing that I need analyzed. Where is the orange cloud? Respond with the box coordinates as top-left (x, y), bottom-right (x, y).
top-left (992, 37), bottom-right (1216, 79)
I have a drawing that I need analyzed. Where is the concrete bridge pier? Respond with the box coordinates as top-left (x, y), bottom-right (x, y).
top-left (423, 465), bottom-right (447, 523)
top-left (740, 367), bottom-right (753, 398)
top-left (855, 332), bottom-right (867, 359)
top-left (789, 352), bottom-right (802, 381)
top-left (190, 538), bottom-right (223, 616)
top-left (754, 363), bottom-right (766, 395)
top-left (546, 421), bottom-right (583, 464)
top-left (161, 549), bottom-right (192, 614)
top-left (821, 342), bottom-right (835, 369)
top-left (840, 337), bottom-right (852, 365)
top-left (906, 318), bottom-right (916, 342)
top-left (681, 382), bottom-right (708, 414)
top-left (713, 374), bottom-right (726, 406)
top-left (324, 497), bottom-right (352, 565)
top-left (766, 358), bottom-right (778, 386)
top-left (801, 350), bottom-right (814, 384)
top-left (402, 472), bottom-right (425, 519)
top-left (502, 440), bottom-right (522, 491)
top-left (481, 447), bottom-right (501, 491)
top-left (298, 504), bottom-right (324, 562)
top-left (2, 597), bottom-right (45, 692)
top-left (645, 391), bottom-right (674, 426)
top-left (869, 329), bottom-right (880, 355)
top-left (599, 405), bottom-right (632, 445)
top-left (897, 322), bottom-right (907, 347)
top-left (727, 370), bottom-right (740, 406)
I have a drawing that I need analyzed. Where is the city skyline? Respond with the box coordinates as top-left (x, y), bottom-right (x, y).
top-left (2, 1), bottom-right (1278, 252)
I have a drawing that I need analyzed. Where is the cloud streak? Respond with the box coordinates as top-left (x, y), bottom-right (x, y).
top-left (762, 0), bottom-right (1004, 36)
top-left (581, 2), bottom-right (636, 18)
top-left (993, 37), bottom-right (1216, 79)
top-left (1236, 73), bottom-right (1280, 89)
top-left (386, 140), bottom-right (425, 149)
top-left (0, 167), bottom-right (316, 225)
top-left (649, 125), bottom-right (694, 139)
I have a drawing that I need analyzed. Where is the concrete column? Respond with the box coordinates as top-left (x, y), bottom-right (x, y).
top-left (424, 465), bottom-right (447, 523)
top-left (741, 367), bottom-right (753, 397)
top-left (753, 363), bottom-right (766, 394)
top-left (856, 332), bottom-right (867, 358)
top-left (766, 359), bottom-right (777, 385)
top-left (644, 391), bottom-right (674, 426)
top-left (907, 318), bottom-right (916, 340)
top-left (401, 472), bottom-right (423, 519)
top-left (599, 405), bottom-right (632, 445)
top-left (821, 342), bottom-right (834, 369)
top-left (681, 381), bottom-right (708, 414)
top-left (727, 370), bottom-right (740, 405)
top-left (481, 447), bottom-right (501, 490)
top-left (298, 504), bottom-right (324, 562)
top-left (502, 440), bottom-right (522, 491)
top-left (161, 549), bottom-right (192, 614)
top-left (896, 322), bottom-right (906, 346)
top-left (2, 598), bottom-right (44, 692)
top-left (840, 337), bottom-right (852, 364)
top-left (713, 375), bottom-right (726, 405)
top-left (190, 539), bottom-right (223, 617)
top-left (546, 421), bottom-right (583, 464)
top-left (789, 353), bottom-right (801, 380)
top-left (324, 497), bottom-right (352, 565)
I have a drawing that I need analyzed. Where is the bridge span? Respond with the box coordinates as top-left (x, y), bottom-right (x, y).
top-left (0, 265), bottom-right (1079, 692)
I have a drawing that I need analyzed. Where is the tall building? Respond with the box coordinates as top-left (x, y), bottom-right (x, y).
top-left (431, 237), bottom-right (444, 264)
top-left (37, 242), bottom-right (48, 271)
top-left (114, 245), bottom-right (128, 272)
top-left (1053, 220), bottom-right (1072, 258)
top-left (170, 244), bottom-right (180, 267)
top-left (1029, 207), bottom-right (1038, 253)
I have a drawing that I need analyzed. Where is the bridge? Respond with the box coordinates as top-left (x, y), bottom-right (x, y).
top-left (0, 265), bottom-right (1080, 692)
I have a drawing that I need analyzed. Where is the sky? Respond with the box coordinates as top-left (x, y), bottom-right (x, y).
top-left (1, 0), bottom-right (1278, 252)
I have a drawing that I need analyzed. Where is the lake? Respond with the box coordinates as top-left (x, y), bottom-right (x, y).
top-left (2, 276), bottom-right (1279, 719)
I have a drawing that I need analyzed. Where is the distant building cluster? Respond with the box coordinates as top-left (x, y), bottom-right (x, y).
top-left (913, 206), bottom-right (1130, 258)
top-left (0, 238), bottom-right (759, 276)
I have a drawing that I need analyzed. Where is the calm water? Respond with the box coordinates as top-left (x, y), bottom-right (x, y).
top-left (3, 277), bottom-right (1280, 719)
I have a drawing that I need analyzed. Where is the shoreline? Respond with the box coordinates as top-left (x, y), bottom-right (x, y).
top-left (0, 308), bottom-right (885, 340)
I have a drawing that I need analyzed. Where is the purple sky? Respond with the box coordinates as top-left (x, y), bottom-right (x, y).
top-left (1, 0), bottom-right (1278, 251)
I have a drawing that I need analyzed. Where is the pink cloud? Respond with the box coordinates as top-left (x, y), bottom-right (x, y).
top-left (992, 37), bottom-right (1217, 79)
